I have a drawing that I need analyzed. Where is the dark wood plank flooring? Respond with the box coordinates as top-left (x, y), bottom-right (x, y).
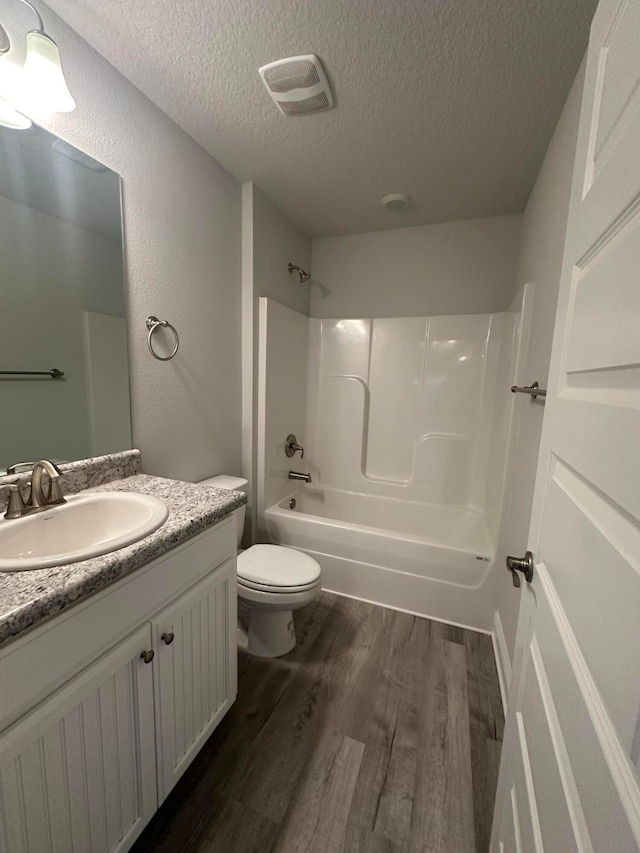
top-left (132, 592), bottom-right (504, 853)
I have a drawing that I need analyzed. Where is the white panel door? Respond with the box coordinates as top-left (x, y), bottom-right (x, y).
top-left (153, 559), bottom-right (237, 802)
top-left (0, 625), bottom-right (157, 853)
top-left (491, 0), bottom-right (640, 850)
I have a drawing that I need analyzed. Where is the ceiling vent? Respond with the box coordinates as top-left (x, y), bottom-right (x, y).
top-left (259, 55), bottom-right (334, 116)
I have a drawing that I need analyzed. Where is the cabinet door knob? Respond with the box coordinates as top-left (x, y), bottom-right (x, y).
top-left (161, 632), bottom-right (175, 645)
top-left (140, 649), bottom-right (155, 664)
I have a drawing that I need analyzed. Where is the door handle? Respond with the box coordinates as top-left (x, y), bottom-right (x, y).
top-left (506, 551), bottom-right (534, 587)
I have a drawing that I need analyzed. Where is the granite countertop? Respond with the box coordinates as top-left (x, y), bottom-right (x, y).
top-left (0, 473), bottom-right (245, 648)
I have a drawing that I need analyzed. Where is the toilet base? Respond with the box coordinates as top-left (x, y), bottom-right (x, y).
top-left (236, 575), bottom-right (321, 659)
top-left (240, 606), bottom-right (296, 657)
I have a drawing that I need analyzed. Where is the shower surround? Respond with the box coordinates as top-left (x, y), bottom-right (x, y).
top-left (307, 315), bottom-right (504, 512)
top-left (257, 297), bottom-right (525, 630)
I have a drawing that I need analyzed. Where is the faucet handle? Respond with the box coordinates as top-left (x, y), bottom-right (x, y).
top-left (48, 477), bottom-right (64, 503)
top-left (285, 434), bottom-right (304, 459)
top-left (1, 483), bottom-right (27, 519)
top-left (42, 461), bottom-right (65, 504)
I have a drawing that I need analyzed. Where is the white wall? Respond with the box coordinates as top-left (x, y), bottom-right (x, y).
top-left (241, 183), bottom-right (311, 540)
top-left (310, 215), bottom-right (522, 318)
top-left (0, 193), bottom-right (124, 466)
top-left (1, 1), bottom-right (242, 482)
top-left (256, 299), bottom-right (309, 534)
top-left (492, 60), bottom-right (586, 683)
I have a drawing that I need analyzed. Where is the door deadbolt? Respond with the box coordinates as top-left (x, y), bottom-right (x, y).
top-left (506, 551), bottom-right (534, 588)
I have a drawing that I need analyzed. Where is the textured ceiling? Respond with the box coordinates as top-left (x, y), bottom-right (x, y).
top-left (45, 0), bottom-right (596, 237)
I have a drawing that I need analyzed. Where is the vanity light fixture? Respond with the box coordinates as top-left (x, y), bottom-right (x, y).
top-left (22, 27), bottom-right (76, 114)
top-left (0, 0), bottom-right (75, 128)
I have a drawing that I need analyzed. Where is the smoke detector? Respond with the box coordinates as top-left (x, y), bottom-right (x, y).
top-left (259, 55), bottom-right (334, 116)
top-left (381, 193), bottom-right (412, 212)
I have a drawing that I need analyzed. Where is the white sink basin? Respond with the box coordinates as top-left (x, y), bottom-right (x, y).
top-left (0, 491), bottom-right (169, 572)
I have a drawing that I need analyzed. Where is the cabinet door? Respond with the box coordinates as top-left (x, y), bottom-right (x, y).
top-left (153, 558), bottom-right (237, 801)
top-left (0, 625), bottom-right (157, 853)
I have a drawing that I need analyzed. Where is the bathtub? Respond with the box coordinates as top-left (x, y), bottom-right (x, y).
top-left (263, 486), bottom-right (497, 631)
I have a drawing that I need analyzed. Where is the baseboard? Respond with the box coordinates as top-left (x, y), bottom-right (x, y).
top-left (492, 610), bottom-right (511, 714)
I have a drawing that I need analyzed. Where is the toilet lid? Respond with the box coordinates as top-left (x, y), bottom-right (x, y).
top-left (237, 544), bottom-right (321, 589)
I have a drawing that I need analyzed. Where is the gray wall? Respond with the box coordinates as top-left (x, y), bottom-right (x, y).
top-left (252, 185), bottom-right (311, 315)
top-left (2, 1), bottom-right (242, 482)
top-left (241, 183), bottom-right (311, 540)
top-left (310, 215), bottom-right (522, 318)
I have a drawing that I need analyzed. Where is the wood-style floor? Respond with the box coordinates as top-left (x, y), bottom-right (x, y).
top-left (132, 592), bottom-right (504, 853)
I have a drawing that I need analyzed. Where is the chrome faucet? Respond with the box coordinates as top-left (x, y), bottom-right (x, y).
top-left (288, 471), bottom-right (312, 483)
top-left (1, 459), bottom-right (66, 519)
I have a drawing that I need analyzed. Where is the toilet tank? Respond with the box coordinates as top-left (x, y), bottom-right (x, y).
top-left (199, 475), bottom-right (248, 547)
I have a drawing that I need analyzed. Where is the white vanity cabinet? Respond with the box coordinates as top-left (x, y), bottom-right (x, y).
top-left (152, 559), bottom-right (236, 802)
top-left (0, 516), bottom-right (237, 853)
top-left (0, 625), bottom-right (157, 853)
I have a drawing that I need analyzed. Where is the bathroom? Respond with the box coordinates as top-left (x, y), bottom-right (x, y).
top-left (0, 0), bottom-right (639, 851)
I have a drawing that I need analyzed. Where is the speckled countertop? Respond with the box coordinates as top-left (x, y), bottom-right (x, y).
top-left (0, 459), bottom-right (245, 648)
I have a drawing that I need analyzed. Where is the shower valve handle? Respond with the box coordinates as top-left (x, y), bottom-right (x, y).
top-left (285, 434), bottom-right (304, 459)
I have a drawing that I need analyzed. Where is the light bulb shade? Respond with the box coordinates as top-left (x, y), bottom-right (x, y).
top-left (23, 31), bottom-right (75, 114)
top-left (0, 95), bottom-right (31, 129)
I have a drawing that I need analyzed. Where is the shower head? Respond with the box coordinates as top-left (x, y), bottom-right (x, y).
top-left (288, 262), bottom-right (311, 283)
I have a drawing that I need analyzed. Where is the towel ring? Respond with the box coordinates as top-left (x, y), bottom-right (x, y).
top-left (146, 315), bottom-right (179, 361)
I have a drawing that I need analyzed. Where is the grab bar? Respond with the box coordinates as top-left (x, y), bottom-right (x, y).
top-left (511, 381), bottom-right (546, 399)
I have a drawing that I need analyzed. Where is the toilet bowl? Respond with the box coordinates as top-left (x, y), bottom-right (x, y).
top-left (199, 475), bottom-right (322, 657)
top-left (237, 544), bottom-right (321, 657)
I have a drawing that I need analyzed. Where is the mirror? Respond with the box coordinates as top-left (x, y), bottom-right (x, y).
top-left (0, 123), bottom-right (131, 475)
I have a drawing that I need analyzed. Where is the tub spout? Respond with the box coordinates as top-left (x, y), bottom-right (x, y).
top-left (288, 471), bottom-right (312, 483)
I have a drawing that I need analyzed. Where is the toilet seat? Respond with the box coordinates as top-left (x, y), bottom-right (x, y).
top-left (238, 576), bottom-right (320, 594)
top-left (237, 544), bottom-right (321, 593)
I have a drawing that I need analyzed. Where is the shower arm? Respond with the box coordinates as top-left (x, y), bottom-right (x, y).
top-left (288, 262), bottom-right (311, 283)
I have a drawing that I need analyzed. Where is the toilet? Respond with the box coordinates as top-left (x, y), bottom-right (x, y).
top-left (199, 475), bottom-right (322, 658)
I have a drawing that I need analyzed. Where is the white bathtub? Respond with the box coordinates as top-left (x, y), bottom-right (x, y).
top-left (263, 486), bottom-right (497, 631)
